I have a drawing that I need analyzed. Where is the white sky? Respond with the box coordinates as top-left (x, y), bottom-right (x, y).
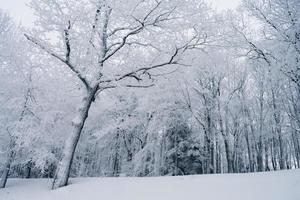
top-left (0, 0), bottom-right (241, 27)
top-left (0, 0), bottom-right (33, 27)
top-left (210, 0), bottom-right (241, 10)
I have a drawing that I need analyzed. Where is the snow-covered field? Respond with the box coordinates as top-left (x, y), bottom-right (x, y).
top-left (1, 170), bottom-right (299, 200)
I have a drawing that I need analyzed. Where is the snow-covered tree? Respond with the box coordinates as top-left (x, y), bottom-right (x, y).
top-left (26, 0), bottom-right (208, 189)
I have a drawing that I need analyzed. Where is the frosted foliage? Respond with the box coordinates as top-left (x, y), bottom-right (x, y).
top-left (0, 0), bottom-right (300, 195)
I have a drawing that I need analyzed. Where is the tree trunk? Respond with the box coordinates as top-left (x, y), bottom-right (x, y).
top-left (264, 140), bottom-right (270, 171)
top-left (257, 136), bottom-right (264, 172)
top-left (256, 81), bottom-right (265, 172)
top-left (0, 150), bottom-right (14, 189)
top-left (219, 104), bottom-right (233, 173)
top-left (0, 163), bottom-right (10, 189)
top-left (224, 136), bottom-right (233, 173)
top-left (271, 136), bottom-right (278, 170)
top-left (278, 134), bottom-right (286, 170)
top-left (25, 161), bottom-right (32, 179)
top-left (112, 132), bottom-right (121, 177)
top-left (52, 87), bottom-right (97, 189)
top-left (271, 88), bottom-right (285, 170)
top-left (215, 136), bottom-right (221, 174)
top-left (244, 127), bottom-right (255, 172)
top-left (292, 132), bottom-right (300, 168)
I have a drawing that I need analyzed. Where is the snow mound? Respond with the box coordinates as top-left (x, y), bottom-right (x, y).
top-left (1, 170), bottom-right (300, 200)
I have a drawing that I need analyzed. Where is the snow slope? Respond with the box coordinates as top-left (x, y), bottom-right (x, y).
top-left (1, 170), bottom-right (300, 200)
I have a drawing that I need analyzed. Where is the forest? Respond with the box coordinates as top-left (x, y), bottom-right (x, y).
top-left (0, 0), bottom-right (300, 191)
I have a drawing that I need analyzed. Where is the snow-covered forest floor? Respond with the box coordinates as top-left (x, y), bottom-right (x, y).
top-left (1, 169), bottom-right (300, 200)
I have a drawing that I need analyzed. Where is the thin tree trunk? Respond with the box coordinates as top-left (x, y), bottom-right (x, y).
top-left (271, 88), bottom-right (285, 170)
top-left (244, 100), bottom-right (258, 172)
top-left (233, 132), bottom-right (239, 173)
top-left (0, 163), bottom-right (10, 189)
top-left (257, 136), bottom-right (264, 172)
top-left (224, 138), bottom-right (234, 173)
top-left (0, 150), bottom-right (14, 189)
top-left (245, 127), bottom-right (254, 172)
top-left (278, 134), bottom-right (286, 170)
top-left (52, 87), bottom-right (97, 189)
top-left (1, 84), bottom-right (33, 188)
top-left (219, 103), bottom-right (234, 173)
top-left (271, 136), bottom-right (278, 170)
top-left (25, 161), bottom-right (32, 179)
top-left (264, 140), bottom-right (270, 171)
top-left (257, 88), bottom-right (264, 172)
top-left (112, 132), bottom-right (121, 177)
top-left (292, 132), bottom-right (300, 168)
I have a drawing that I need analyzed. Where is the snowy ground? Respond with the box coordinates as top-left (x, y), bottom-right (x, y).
top-left (1, 170), bottom-right (300, 200)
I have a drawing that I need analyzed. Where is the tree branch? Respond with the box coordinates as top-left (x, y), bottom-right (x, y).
top-left (24, 34), bottom-right (90, 90)
top-left (101, 0), bottom-right (176, 64)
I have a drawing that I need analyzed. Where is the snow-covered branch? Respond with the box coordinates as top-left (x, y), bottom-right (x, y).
top-left (24, 34), bottom-right (90, 89)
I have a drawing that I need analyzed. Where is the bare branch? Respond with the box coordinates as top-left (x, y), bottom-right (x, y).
top-left (101, 1), bottom-right (177, 64)
top-left (102, 26), bottom-right (144, 63)
top-left (64, 20), bottom-right (71, 63)
top-left (102, 46), bottom-right (181, 84)
top-left (24, 34), bottom-right (90, 89)
top-left (108, 26), bottom-right (140, 38)
top-left (100, 31), bottom-right (206, 85)
top-left (125, 84), bottom-right (155, 88)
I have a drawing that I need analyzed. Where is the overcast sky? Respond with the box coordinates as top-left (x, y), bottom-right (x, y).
top-left (0, 0), bottom-right (241, 27)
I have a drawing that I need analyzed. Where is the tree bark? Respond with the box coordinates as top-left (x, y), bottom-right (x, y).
top-left (52, 87), bottom-right (98, 189)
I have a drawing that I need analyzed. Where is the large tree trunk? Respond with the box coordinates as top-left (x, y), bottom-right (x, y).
top-left (52, 87), bottom-right (97, 189)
